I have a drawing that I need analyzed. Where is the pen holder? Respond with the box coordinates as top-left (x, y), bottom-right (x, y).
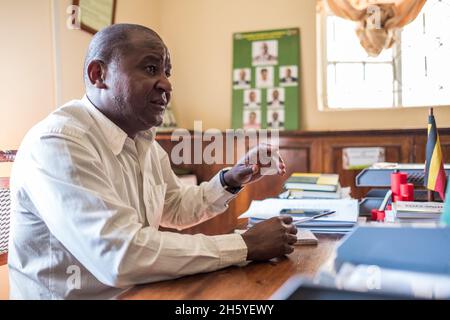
top-left (400, 183), bottom-right (414, 201)
top-left (391, 172), bottom-right (407, 202)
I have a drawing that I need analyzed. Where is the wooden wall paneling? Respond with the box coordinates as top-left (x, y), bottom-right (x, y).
top-left (244, 139), bottom-right (313, 200)
top-left (155, 129), bottom-right (450, 234)
top-left (159, 132), bottom-right (255, 235)
top-left (181, 133), bottom-right (247, 235)
top-left (158, 132), bottom-right (315, 235)
top-left (321, 135), bottom-right (414, 199)
top-left (414, 133), bottom-right (450, 164)
top-left (160, 132), bottom-right (230, 235)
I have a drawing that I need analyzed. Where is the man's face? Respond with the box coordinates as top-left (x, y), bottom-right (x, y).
top-left (286, 68), bottom-right (292, 78)
top-left (261, 43), bottom-right (269, 55)
top-left (261, 69), bottom-right (268, 81)
top-left (272, 112), bottom-right (279, 121)
top-left (108, 32), bottom-right (172, 132)
top-left (249, 112), bottom-right (257, 124)
top-left (239, 69), bottom-right (246, 81)
top-left (249, 91), bottom-right (256, 102)
top-left (272, 90), bottom-right (279, 100)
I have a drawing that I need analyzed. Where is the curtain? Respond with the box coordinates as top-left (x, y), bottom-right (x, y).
top-left (326, 0), bottom-right (426, 56)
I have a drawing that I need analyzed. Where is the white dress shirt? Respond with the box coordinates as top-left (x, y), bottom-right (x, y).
top-left (8, 96), bottom-right (248, 300)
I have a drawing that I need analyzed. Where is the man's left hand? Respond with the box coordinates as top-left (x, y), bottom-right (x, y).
top-left (223, 144), bottom-right (286, 188)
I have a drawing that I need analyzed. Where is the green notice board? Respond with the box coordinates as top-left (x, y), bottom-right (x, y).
top-left (232, 28), bottom-right (300, 130)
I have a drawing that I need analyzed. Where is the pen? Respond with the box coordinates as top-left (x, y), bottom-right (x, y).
top-left (292, 210), bottom-right (336, 225)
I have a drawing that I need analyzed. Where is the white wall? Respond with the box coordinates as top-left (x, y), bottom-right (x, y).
top-left (0, 0), bottom-right (55, 150)
top-left (159, 0), bottom-right (450, 131)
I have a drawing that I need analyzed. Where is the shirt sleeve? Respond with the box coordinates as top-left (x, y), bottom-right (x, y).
top-left (21, 131), bottom-right (247, 288)
top-left (156, 143), bottom-right (243, 229)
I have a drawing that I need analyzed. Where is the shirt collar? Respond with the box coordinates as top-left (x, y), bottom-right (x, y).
top-left (81, 95), bottom-right (157, 155)
top-left (137, 127), bottom-right (157, 142)
top-left (82, 95), bottom-right (128, 156)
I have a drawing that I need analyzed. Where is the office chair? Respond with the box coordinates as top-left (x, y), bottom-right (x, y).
top-left (0, 150), bottom-right (15, 267)
top-left (0, 178), bottom-right (10, 266)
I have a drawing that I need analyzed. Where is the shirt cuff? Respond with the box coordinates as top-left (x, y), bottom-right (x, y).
top-left (204, 171), bottom-right (243, 208)
top-left (211, 233), bottom-right (248, 267)
top-left (219, 168), bottom-right (243, 194)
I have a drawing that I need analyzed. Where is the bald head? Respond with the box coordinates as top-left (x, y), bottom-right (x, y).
top-left (83, 23), bottom-right (163, 86)
top-left (83, 23), bottom-right (172, 138)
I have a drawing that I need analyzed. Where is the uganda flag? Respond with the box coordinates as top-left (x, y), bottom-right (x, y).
top-left (424, 108), bottom-right (447, 200)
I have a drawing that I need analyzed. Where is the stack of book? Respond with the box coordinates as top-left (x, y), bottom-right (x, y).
top-left (280, 173), bottom-right (349, 199)
top-left (393, 201), bottom-right (443, 224)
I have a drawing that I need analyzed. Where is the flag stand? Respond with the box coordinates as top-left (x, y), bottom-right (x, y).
top-left (427, 107), bottom-right (434, 202)
top-left (424, 107), bottom-right (447, 202)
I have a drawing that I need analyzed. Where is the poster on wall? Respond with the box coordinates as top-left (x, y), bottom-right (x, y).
top-left (232, 28), bottom-right (300, 130)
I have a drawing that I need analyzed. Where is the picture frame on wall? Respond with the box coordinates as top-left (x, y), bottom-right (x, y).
top-left (232, 28), bottom-right (300, 131)
top-left (72, 0), bottom-right (116, 35)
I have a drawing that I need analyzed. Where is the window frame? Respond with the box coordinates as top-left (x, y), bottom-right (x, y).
top-left (316, 1), bottom-right (450, 112)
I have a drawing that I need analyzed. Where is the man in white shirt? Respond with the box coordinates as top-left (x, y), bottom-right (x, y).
top-left (8, 24), bottom-right (297, 299)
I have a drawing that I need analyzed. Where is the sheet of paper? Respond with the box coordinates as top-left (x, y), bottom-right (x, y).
top-left (239, 198), bottom-right (359, 222)
top-left (342, 147), bottom-right (385, 170)
top-left (234, 228), bottom-right (318, 245)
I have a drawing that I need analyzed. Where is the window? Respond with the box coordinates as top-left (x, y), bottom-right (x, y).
top-left (317, 0), bottom-right (450, 110)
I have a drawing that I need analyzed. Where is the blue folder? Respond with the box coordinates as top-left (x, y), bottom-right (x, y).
top-left (335, 226), bottom-right (450, 276)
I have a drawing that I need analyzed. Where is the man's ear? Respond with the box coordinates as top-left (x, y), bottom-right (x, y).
top-left (87, 60), bottom-right (108, 89)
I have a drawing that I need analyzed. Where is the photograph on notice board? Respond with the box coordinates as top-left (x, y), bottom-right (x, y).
top-left (267, 88), bottom-right (285, 109)
top-left (244, 89), bottom-right (261, 109)
top-left (279, 65), bottom-right (298, 86)
top-left (252, 40), bottom-right (278, 66)
top-left (267, 109), bottom-right (285, 130)
top-left (256, 66), bottom-right (274, 88)
top-left (232, 28), bottom-right (300, 130)
top-left (233, 68), bottom-right (251, 89)
top-left (243, 109), bottom-right (261, 130)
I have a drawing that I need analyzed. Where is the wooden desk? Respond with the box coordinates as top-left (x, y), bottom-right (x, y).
top-left (120, 234), bottom-right (342, 300)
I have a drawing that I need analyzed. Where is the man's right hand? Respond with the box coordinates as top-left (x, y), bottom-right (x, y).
top-left (241, 216), bottom-right (298, 261)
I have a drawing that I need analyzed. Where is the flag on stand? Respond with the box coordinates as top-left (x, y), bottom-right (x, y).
top-left (424, 108), bottom-right (447, 200)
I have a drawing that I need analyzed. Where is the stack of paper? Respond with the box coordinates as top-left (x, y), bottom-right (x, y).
top-left (239, 198), bottom-right (359, 234)
top-left (234, 228), bottom-right (319, 245)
